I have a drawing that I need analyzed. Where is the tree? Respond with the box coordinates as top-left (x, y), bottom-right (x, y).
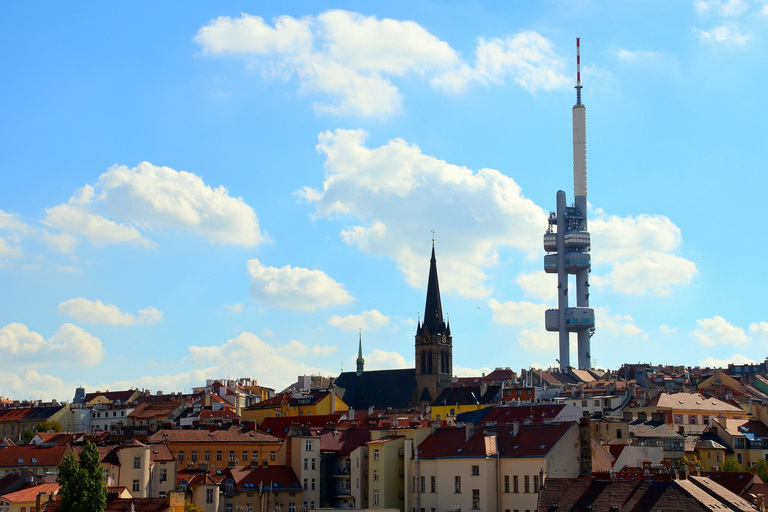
top-left (57, 442), bottom-right (107, 512)
top-left (755, 458), bottom-right (768, 482)
top-left (184, 502), bottom-right (205, 512)
top-left (721, 457), bottom-right (741, 472)
top-left (37, 420), bottom-right (63, 433)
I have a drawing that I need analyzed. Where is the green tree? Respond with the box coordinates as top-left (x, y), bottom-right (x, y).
top-left (721, 457), bottom-right (741, 472)
top-left (184, 502), bottom-right (205, 512)
top-left (57, 442), bottom-right (107, 512)
top-left (755, 458), bottom-right (768, 481)
top-left (37, 420), bottom-right (63, 433)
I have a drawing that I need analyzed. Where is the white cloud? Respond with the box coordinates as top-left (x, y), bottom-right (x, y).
top-left (694, 24), bottom-right (750, 44)
top-left (0, 209), bottom-right (33, 236)
top-left (43, 162), bottom-right (266, 250)
top-left (42, 230), bottom-right (79, 254)
top-left (515, 271), bottom-right (555, 301)
top-left (660, 325), bottom-right (679, 334)
top-left (453, 365), bottom-right (494, 377)
top-left (195, 11), bottom-right (568, 118)
top-left (226, 303), bottom-right (244, 313)
top-left (692, 316), bottom-right (750, 346)
top-left (328, 309), bottom-right (390, 330)
top-left (0, 237), bottom-right (22, 258)
top-left (699, 354), bottom-right (757, 367)
top-left (58, 298), bottom-right (163, 326)
top-left (518, 327), bottom-right (557, 353)
top-left (595, 307), bottom-right (645, 338)
top-left (300, 129), bottom-right (547, 298)
top-left (312, 344), bottom-right (338, 355)
top-left (0, 322), bottom-right (104, 368)
top-left (589, 209), bottom-right (697, 295)
top-left (611, 47), bottom-right (663, 64)
top-left (247, 258), bottom-right (354, 310)
top-left (694, 0), bottom-right (748, 17)
top-left (363, 349), bottom-right (411, 370)
top-left (488, 298), bottom-right (547, 326)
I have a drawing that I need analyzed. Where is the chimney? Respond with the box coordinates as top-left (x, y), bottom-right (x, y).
top-left (638, 411), bottom-right (648, 422)
top-left (651, 412), bottom-right (665, 423)
top-left (579, 417), bottom-right (592, 476)
top-left (622, 411), bottom-right (633, 421)
top-left (465, 423), bottom-right (475, 441)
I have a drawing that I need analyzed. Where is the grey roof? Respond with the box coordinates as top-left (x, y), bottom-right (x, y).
top-left (334, 369), bottom-right (416, 410)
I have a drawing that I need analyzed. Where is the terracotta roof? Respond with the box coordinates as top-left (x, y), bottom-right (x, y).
top-left (0, 444), bottom-right (69, 468)
top-left (128, 401), bottom-right (181, 419)
top-left (317, 426), bottom-right (371, 455)
top-left (646, 392), bottom-right (743, 412)
top-left (149, 443), bottom-right (174, 462)
top-left (0, 483), bottom-right (59, 503)
top-left (33, 433), bottom-right (75, 446)
top-left (198, 409), bottom-right (239, 420)
top-left (83, 390), bottom-right (140, 403)
top-left (687, 475), bottom-right (756, 511)
top-left (148, 426), bottom-right (280, 444)
top-left (706, 472), bottom-right (762, 496)
top-left (227, 465), bottom-right (301, 492)
top-left (418, 423), bottom-right (574, 459)
top-left (456, 403), bottom-right (581, 425)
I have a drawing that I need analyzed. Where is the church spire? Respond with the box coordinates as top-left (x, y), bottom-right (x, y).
top-left (356, 329), bottom-right (365, 376)
top-left (422, 238), bottom-right (445, 336)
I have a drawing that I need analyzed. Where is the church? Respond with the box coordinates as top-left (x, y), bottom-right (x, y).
top-left (333, 242), bottom-right (453, 410)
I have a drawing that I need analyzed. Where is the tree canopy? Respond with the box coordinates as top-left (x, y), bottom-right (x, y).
top-left (56, 441), bottom-right (107, 512)
top-left (721, 457), bottom-right (741, 472)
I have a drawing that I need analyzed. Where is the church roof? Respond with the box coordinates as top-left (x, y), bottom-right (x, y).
top-left (418, 243), bottom-right (447, 337)
top-left (334, 369), bottom-right (416, 410)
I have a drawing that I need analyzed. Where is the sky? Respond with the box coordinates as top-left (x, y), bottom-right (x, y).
top-left (2, 1), bottom-right (768, 402)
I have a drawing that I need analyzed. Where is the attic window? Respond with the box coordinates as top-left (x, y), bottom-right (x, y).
top-left (31, 458), bottom-right (37, 463)
top-left (679, 400), bottom-right (684, 404)
top-left (17, 458), bottom-right (23, 464)
top-left (540, 445), bottom-right (546, 450)
top-left (514, 445), bottom-right (519, 450)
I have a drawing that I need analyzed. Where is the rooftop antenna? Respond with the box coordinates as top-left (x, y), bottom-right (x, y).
top-left (576, 37), bottom-right (582, 106)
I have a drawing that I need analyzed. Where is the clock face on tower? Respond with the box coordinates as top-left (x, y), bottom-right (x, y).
top-left (423, 335), bottom-right (430, 344)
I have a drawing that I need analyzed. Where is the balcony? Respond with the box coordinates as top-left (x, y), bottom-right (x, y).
top-left (564, 231), bottom-right (590, 250)
top-left (543, 233), bottom-right (557, 252)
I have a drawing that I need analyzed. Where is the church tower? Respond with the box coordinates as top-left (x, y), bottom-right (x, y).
top-left (356, 329), bottom-right (365, 376)
top-left (413, 240), bottom-right (453, 407)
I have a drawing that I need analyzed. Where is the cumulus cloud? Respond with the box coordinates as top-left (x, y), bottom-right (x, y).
top-left (226, 303), bottom-right (244, 313)
top-left (43, 162), bottom-right (265, 250)
top-left (611, 47), bottom-right (664, 64)
top-left (694, 0), bottom-right (748, 17)
top-left (300, 129), bottom-right (547, 298)
top-left (488, 298), bottom-right (548, 326)
top-left (694, 24), bottom-right (751, 44)
top-left (58, 298), bottom-right (162, 326)
top-left (589, 209), bottom-right (697, 295)
top-left (518, 327), bottom-right (557, 353)
top-left (0, 322), bottom-right (104, 368)
top-left (0, 237), bottom-right (22, 258)
top-left (328, 309), bottom-right (390, 330)
top-left (699, 354), bottom-right (757, 367)
top-left (595, 307), bottom-right (645, 338)
top-left (247, 258), bottom-right (354, 310)
top-left (195, 11), bottom-right (568, 117)
top-left (515, 271), bottom-right (555, 301)
top-left (692, 316), bottom-right (750, 346)
top-left (363, 349), bottom-right (411, 370)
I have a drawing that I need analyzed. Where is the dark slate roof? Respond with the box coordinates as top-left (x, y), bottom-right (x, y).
top-left (706, 472), bottom-right (761, 496)
top-left (455, 403), bottom-right (576, 426)
top-left (317, 426), bottom-right (371, 456)
top-left (334, 369), bottom-right (416, 410)
top-left (258, 414), bottom-right (344, 439)
top-left (432, 385), bottom-right (500, 407)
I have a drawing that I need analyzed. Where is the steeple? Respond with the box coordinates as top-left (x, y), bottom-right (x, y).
top-left (356, 329), bottom-right (365, 376)
top-left (421, 240), bottom-right (445, 336)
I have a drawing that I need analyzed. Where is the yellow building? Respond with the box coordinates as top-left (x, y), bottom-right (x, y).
top-left (241, 389), bottom-right (348, 426)
top-left (628, 392), bottom-right (745, 434)
top-left (148, 426), bottom-right (283, 474)
top-left (0, 483), bottom-right (59, 512)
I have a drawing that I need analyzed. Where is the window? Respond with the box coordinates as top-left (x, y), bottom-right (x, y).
top-left (305, 440), bottom-right (313, 451)
top-left (311, 458), bottom-right (316, 470)
top-left (160, 469), bottom-right (167, 482)
top-left (455, 475), bottom-right (461, 493)
top-left (374, 470), bottom-right (379, 481)
top-left (674, 414), bottom-right (683, 424)
top-left (178, 451), bottom-right (184, 462)
top-left (289, 504), bottom-right (296, 512)
top-left (374, 449), bottom-right (379, 461)
top-left (373, 491), bottom-right (379, 506)
top-left (205, 451), bottom-right (210, 461)
top-left (191, 451), bottom-right (198, 462)
top-left (524, 475), bottom-right (530, 493)
top-left (513, 475), bottom-right (519, 493)
top-left (472, 489), bottom-right (480, 509)
top-left (533, 475), bottom-right (539, 491)
top-left (689, 415), bottom-right (697, 425)
top-left (616, 429), bottom-right (622, 439)
top-left (217, 451), bottom-right (223, 461)
top-left (270, 451), bottom-right (276, 461)
top-left (304, 458), bottom-right (308, 470)
top-left (303, 479), bottom-right (308, 490)
top-left (738, 453), bottom-right (743, 464)
top-left (504, 475), bottom-right (510, 493)
top-left (243, 451), bottom-right (248, 462)
top-left (311, 479), bottom-right (316, 490)
top-left (159, 492), bottom-right (166, 498)
top-left (206, 489), bottom-right (214, 503)
top-left (226, 504), bottom-right (232, 512)
top-left (229, 451), bottom-right (235, 462)
top-left (431, 476), bottom-right (436, 493)
top-left (247, 505), bottom-right (253, 512)
top-left (420, 476), bottom-right (425, 492)
top-left (582, 400), bottom-right (588, 407)
top-left (471, 465), bottom-right (480, 476)
top-left (133, 480), bottom-right (140, 492)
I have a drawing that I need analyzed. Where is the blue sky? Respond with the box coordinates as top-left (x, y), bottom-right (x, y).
top-left (2, 1), bottom-right (768, 401)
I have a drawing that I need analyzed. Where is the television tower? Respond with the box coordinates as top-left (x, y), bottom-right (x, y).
top-left (543, 38), bottom-right (595, 371)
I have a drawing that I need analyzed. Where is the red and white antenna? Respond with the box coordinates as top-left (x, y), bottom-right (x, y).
top-left (576, 37), bottom-right (582, 105)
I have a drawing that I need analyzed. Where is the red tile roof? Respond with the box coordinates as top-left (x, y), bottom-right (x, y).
top-left (148, 426), bottom-right (280, 444)
top-left (0, 444), bottom-right (70, 468)
top-left (0, 483), bottom-right (59, 503)
top-left (258, 414), bottom-right (343, 439)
